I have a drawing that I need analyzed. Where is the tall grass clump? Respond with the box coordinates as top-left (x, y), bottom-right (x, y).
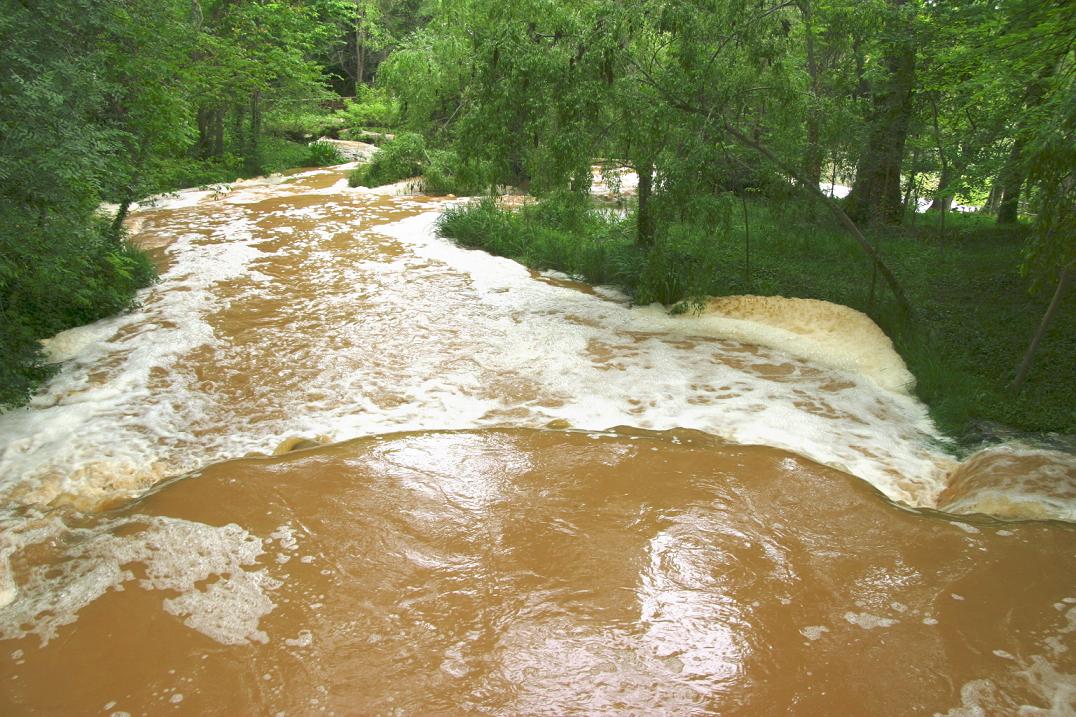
top-left (306, 140), bottom-right (343, 167)
top-left (349, 134), bottom-right (487, 195)
top-left (438, 192), bottom-right (731, 305)
top-left (336, 87), bottom-right (400, 131)
top-left (441, 194), bottom-right (650, 292)
top-left (348, 133), bottom-right (427, 188)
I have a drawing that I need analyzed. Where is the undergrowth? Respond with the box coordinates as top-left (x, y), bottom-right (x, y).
top-left (0, 214), bottom-right (156, 408)
top-left (349, 133), bottom-right (486, 195)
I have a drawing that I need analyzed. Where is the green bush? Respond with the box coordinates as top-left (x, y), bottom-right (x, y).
top-left (424, 150), bottom-right (492, 195)
top-left (438, 195), bottom-right (637, 286)
top-left (635, 223), bottom-right (726, 306)
top-left (348, 133), bottom-right (428, 188)
top-left (264, 107), bottom-right (342, 139)
top-left (0, 212), bottom-right (157, 408)
top-left (336, 88), bottom-right (400, 130)
top-left (347, 133), bottom-right (491, 194)
top-left (306, 140), bottom-right (343, 167)
top-left (439, 193), bottom-right (723, 304)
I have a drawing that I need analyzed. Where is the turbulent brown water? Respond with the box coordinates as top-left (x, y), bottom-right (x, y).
top-left (1, 166), bottom-right (1074, 715)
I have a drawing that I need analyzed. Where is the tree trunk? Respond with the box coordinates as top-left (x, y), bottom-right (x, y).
top-left (799, 0), bottom-right (824, 190)
top-left (741, 195), bottom-right (751, 283)
top-left (110, 139), bottom-right (149, 242)
top-left (212, 108), bottom-right (225, 159)
top-left (248, 90), bottom-right (262, 172)
top-left (929, 141), bottom-right (977, 211)
top-left (928, 186), bottom-right (953, 213)
top-left (196, 107), bottom-right (212, 159)
top-left (357, 30), bottom-right (367, 92)
top-left (996, 136), bottom-right (1026, 224)
top-left (1012, 265), bottom-right (1071, 391)
top-left (902, 147), bottom-right (919, 215)
top-left (996, 65), bottom-right (1052, 224)
top-left (986, 182), bottom-right (1003, 213)
top-left (845, 0), bottom-right (917, 224)
top-left (636, 163), bottom-right (655, 247)
top-left (110, 200), bottom-right (132, 241)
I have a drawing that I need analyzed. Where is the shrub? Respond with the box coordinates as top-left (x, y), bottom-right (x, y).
top-left (348, 132), bottom-right (427, 188)
top-left (424, 150), bottom-right (492, 195)
top-left (0, 212), bottom-right (156, 408)
top-left (306, 140), bottom-right (343, 167)
top-left (336, 87), bottom-right (400, 130)
top-left (634, 223), bottom-right (725, 306)
top-left (265, 107), bottom-right (342, 139)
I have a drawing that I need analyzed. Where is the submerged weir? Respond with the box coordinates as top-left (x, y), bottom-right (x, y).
top-left (0, 166), bottom-right (1073, 715)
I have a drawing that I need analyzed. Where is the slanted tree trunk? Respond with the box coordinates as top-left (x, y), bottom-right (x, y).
top-left (110, 200), bottom-right (132, 241)
top-left (845, 0), bottom-right (917, 224)
top-left (986, 181), bottom-right (1003, 214)
top-left (724, 123), bottom-right (913, 316)
top-left (1012, 265), bottom-right (1071, 391)
top-left (110, 139), bottom-right (149, 242)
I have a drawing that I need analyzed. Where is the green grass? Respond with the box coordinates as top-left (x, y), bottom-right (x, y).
top-left (438, 195), bottom-right (1075, 439)
top-left (348, 133), bottom-right (485, 195)
top-left (348, 132), bottom-right (427, 188)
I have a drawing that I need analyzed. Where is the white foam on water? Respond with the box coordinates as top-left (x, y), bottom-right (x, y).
top-left (373, 211), bottom-right (949, 506)
top-left (697, 296), bottom-right (916, 393)
top-left (933, 599), bottom-right (1076, 717)
top-left (0, 214), bottom-right (272, 506)
top-left (163, 568), bottom-right (280, 646)
top-left (937, 658), bottom-right (1076, 717)
top-left (843, 611), bottom-right (898, 630)
top-left (0, 514), bottom-right (274, 646)
top-left (939, 444), bottom-right (1076, 522)
top-left (135, 185), bottom-right (230, 211)
top-left (1, 178), bottom-right (1069, 525)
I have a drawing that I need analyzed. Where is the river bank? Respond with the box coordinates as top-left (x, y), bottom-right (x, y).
top-left (438, 195), bottom-right (1075, 442)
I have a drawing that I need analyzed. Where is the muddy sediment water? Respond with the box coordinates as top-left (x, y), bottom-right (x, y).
top-left (1, 166), bottom-right (1073, 715)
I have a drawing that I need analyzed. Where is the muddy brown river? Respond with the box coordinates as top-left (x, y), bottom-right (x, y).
top-left (0, 166), bottom-right (1073, 715)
